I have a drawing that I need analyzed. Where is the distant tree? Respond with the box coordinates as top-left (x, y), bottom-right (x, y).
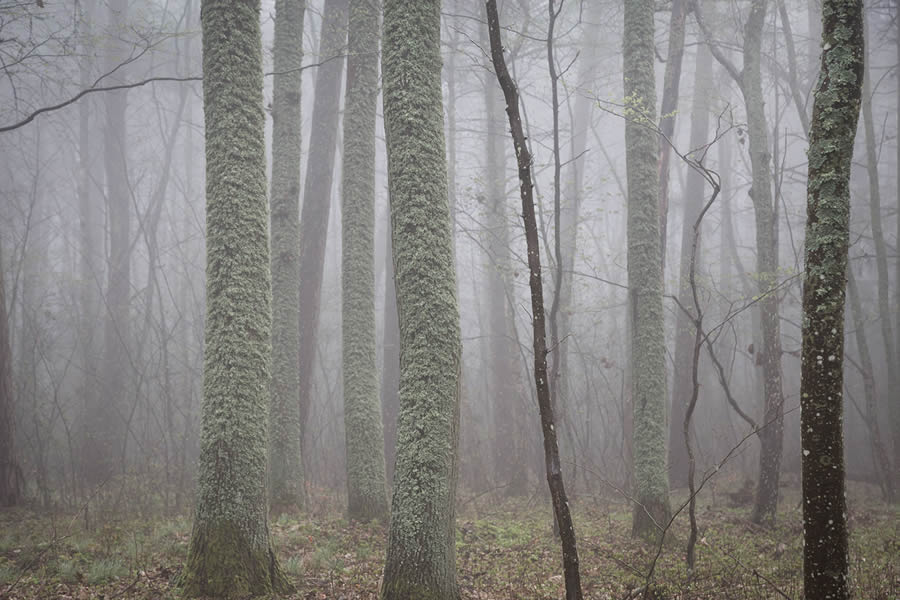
top-left (297, 0), bottom-right (349, 452)
top-left (268, 0), bottom-right (306, 515)
top-left (380, 0), bottom-right (462, 596)
top-left (180, 0), bottom-right (290, 595)
top-left (695, 0), bottom-right (786, 526)
top-left (623, 0), bottom-right (671, 538)
top-left (800, 0), bottom-right (864, 596)
top-left (342, 0), bottom-right (388, 523)
top-left (0, 245), bottom-right (22, 506)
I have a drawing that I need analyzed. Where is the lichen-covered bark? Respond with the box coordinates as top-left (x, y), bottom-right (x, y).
top-left (623, 0), bottom-right (671, 539)
top-left (268, 0), bottom-right (305, 515)
top-left (342, 0), bottom-right (388, 523)
top-left (380, 0), bottom-right (461, 597)
top-left (742, 0), bottom-right (786, 527)
top-left (669, 41), bottom-right (712, 489)
top-left (182, 0), bottom-right (290, 596)
top-left (800, 1), bottom-right (863, 596)
top-left (297, 0), bottom-right (349, 450)
top-left (380, 229), bottom-right (400, 485)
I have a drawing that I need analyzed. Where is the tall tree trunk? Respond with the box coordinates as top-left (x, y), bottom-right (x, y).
top-left (860, 15), bottom-right (899, 482)
top-left (483, 19), bottom-right (524, 495)
top-left (669, 40), bottom-right (712, 489)
top-left (800, 1), bottom-right (863, 596)
top-left (846, 269), bottom-right (894, 502)
top-left (268, 0), bottom-right (306, 514)
top-left (342, 0), bottom-right (388, 522)
top-left (894, 13), bottom-right (900, 489)
top-left (298, 0), bottom-right (349, 453)
top-left (486, 3), bottom-right (583, 597)
top-left (0, 245), bottom-right (21, 506)
top-left (76, 0), bottom-right (100, 497)
top-left (181, 0), bottom-right (291, 596)
top-left (624, 0), bottom-right (671, 539)
top-left (380, 225), bottom-right (400, 485)
top-left (743, 0), bottom-right (785, 527)
top-left (380, 0), bottom-right (461, 596)
top-left (657, 0), bottom-right (687, 264)
top-left (89, 0), bottom-right (131, 485)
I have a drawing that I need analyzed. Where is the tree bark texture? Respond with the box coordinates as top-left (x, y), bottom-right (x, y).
top-left (800, 1), bottom-right (863, 596)
top-left (380, 0), bottom-right (461, 597)
top-left (486, 2), bottom-right (583, 598)
top-left (380, 226), bottom-right (400, 486)
top-left (268, 0), bottom-right (306, 515)
top-left (342, 0), bottom-right (388, 523)
top-left (298, 0), bottom-right (349, 450)
top-left (623, 0), bottom-right (671, 538)
top-left (182, 0), bottom-right (290, 595)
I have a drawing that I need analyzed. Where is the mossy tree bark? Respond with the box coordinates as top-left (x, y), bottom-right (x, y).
top-left (380, 227), bottom-right (400, 485)
top-left (297, 0), bottom-right (349, 452)
top-left (268, 0), bottom-right (306, 515)
top-left (800, 0), bottom-right (863, 596)
top-left (342, 0), bottom-right (388, 523)
top-left (380, 0), bottom-right (462, 597)
top-left (623, 0), bottom-right (671, 539)
top-left (182, 0), bottom-right (291, 596)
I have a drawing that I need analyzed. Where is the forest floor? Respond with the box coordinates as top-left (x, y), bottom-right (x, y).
top-left (0, 480), bottom-right (896, 599)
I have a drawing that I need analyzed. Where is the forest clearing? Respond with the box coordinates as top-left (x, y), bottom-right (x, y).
top-left (0, 483), bottom-right (897, 599)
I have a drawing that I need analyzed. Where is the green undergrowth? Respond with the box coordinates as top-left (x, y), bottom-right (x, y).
top-left (0, 482), bottom-right (896, 599)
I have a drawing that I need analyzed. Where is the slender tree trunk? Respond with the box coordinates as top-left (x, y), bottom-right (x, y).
top-left (486, 3), bottom-right (583, 597)
top-left (669, 40), bottom-right (712, 489)
top-left (483, 19), bottom-right (524, 495)
top-left (624, 0), bottom-right (671, 538)
top-left (342, 0), bottom-right (388, 522)
top-left (90, 0), bottom-right (131, 485)
top-left (657, 0), bottom-right (687, 264)
top-left (0, 245), bottom-right (21, 506)
top-left (860, 16), bottom-right (899, 482)
top-left (846, 269), bottom-right (894, 502)
top-left (181, 0), bottom-right (291, 595)
top-left (298, 0), bottom-right (349, 452)
top-left (380, 225), bottom-right (400, 485)
top-left (894, 14), bottom-right (900, 489)
top-left (800, 2), bottom-right (863, 596)
top-left (268, 0), bottom-right (306, 514)
top-left (380, 0), bottom-right (461, 596)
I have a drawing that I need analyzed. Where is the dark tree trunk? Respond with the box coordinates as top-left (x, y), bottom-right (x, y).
top-left (800, 1), bottom-right (863, 597)
top-left (486, 2), bottom-right (583, 598)
top-left (0, 246), bottom-right (21, 507)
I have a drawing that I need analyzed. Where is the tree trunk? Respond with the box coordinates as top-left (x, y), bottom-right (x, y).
top-left (0, 245), bottom-right (21, 506)
top-left (486, 3), bottom-right (583, 597)
top-left (380, 225), bottom-right (400, 486)
top-left (342, 0), bottom-right (388, 522)
top-left (741, 0), bottom-right (785, 527)
top-left (800, 2), bottom-right (863, 596)
top-left (380, 0), bottom-right (461, 597)
top-left (669, 40), bottom-right (712, 489)
top-left (268, 0), bottom-right (306, 514)
top-left (624, 0), bottom-right (671, 538)
top-left (483, 25), bottom-right (525, 495)
top-left (860, 16), bottom-right (899, 484)
top-left (657, 0), bottom-right (687, 265)
top-left (181, 0), bottom-right (291, 595)
top-left (298, 0), bottom-right (349, 453)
